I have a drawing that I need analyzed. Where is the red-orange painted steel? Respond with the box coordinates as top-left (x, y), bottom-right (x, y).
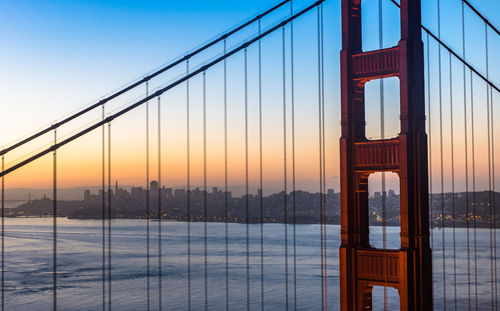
top-left (339, 0), bottom-right (433, 310)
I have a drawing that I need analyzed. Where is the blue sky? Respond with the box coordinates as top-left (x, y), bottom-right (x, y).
top-left (0, 0), bottom-right (499, 194)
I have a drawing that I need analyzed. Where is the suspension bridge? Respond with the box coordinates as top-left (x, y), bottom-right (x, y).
top-left (0, 0), bottom-right (499, 310)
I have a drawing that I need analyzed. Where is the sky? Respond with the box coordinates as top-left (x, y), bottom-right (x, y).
top-left (0, 0), bottom-right (499, 196)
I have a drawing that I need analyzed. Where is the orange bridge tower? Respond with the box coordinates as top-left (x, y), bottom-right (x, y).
top-left (339, 0), bottom-right (433, 310)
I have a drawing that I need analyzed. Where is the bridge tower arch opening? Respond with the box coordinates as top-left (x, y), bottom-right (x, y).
top-left (339, 0), bottom-right (433, 310)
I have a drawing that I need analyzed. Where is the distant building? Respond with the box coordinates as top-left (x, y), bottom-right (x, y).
top-left (150, 181), bottom-right (159, 194)
top-left (165, 188), bottom-right (173, 198)
top-left (388, 189), bottom-right (396, 198)
top-left (327, 189), bottom-right (334, 196)
top-left (84, 190), bottom-right (91, 201)
top-left (174, 189), bottom-right (185, 197)
top-left (131, 187), bottom-right (144, 199)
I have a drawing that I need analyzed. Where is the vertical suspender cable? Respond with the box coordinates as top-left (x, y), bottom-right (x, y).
top-left (470, 70), bottom-right (478, 310)
top-left (203, 71), bottom-right (208, 311)
top-left (223, 40), bottom-right (230, 311)
top-left (244, 48), bottom-right (250, 311)
top-left (146, 82), bottom-right (150, 311)
top-left (490, 85), bottom-right (498, 311)
top-left (101, 105), bottom-right (106, 311)
top-left (487, 83), bottom-right (495, 311)
top-left (186, 60), bottom-right (192, 311)
top-left (437, 1), bottom-right (447, 308)
top-left (461, 3), bottom-right (471, 309)
top-left (427, 35), bottom-right (434, 250)
top-left (449, 53), bottom-right (457, 311)
top-left (1, 154), bottom-right (3, 311)
top-left (157, 95), bottom-right (162, 311)
top-left (378, 0), bottom-right (388, 308)
top-left (258, 21), bottom-right (265, 311)
top-left (107, 123), bottom-right (112, 311)
top-left (53, 129), bottom-right (57, 311)
top-left (485, 23), bottom-right (495, 311)
top-left (281, 27), bottom-right (289, 311)
top-left (320, 5), bottom-right (327, 309)
top-left (290, 2), bottom-right (298, 310)
top-left (317, 7), bottom-right (325, 310)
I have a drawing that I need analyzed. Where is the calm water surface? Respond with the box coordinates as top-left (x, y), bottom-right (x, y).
top-left (2, 218), bottom-right (498, 310)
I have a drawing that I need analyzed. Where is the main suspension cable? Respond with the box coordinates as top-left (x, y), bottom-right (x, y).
top-left (0, 0), bottom-right (327, 180)
top-left (0, 0), bottom-right (294, 161)
top-left (386, 0), bottom-right (499, 93)
top-left (462, 0), bottom-right (500, 36)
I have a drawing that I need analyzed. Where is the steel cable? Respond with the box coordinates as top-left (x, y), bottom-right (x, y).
top-left (53, 129), bottom-right (57, 311)
top-left (449, 53), bottom-right (458, 311)
top-left (461, 3), bottom-right (471, 309)
top-left (426, 33), bottom-right (434, 250)
top-left (146, 82), bottom-right (151, 311)
top-left (244, 48), bottom-right (250, 311)
top-left (317, 6), bottom-right (325, 310)
top-left (320, 5), bottom-right (327, 309)
top-left (490, 86), bottom-right (498, 311)
top-left (378, 0), bottom-right (388, 308)
top-left (257, 21), bottom-right (265, 311)
top-left (186, 60), bottom-right (192, 311)
top-left (0, 0), bottom-right (327, 180)
top-left (223, 40), bottom-right (230, 311)
top-left (101, 105), bottom-right (106, 311)
top-left (437, 1), bottom-right (447, 307)
top-left (485, 23), bottom-right (496, 311)
top-left (107, 123), bottom-right (112, 311)
top-left (281, 27), bottom-right (289, 311)
top-left (157, 95), bottom-right (162, 311)
top-left (203, 71), bottom-right (208, 311)
top-left (290, 1), bottom-right (298, 309)
top-left (470, 71), bottom-right (478, 310)
top-left (1, 154), bottom-right (4, 311)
